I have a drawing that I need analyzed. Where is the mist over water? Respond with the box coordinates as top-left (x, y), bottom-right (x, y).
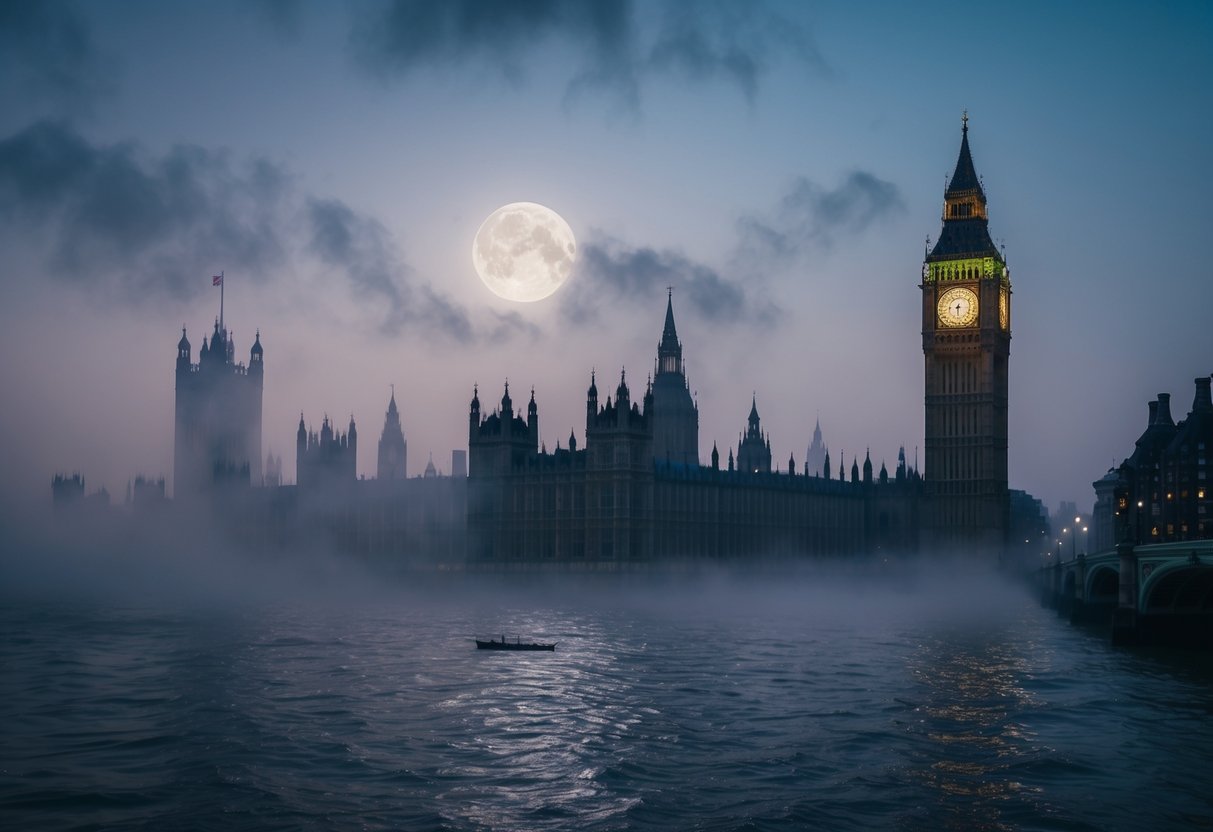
top-left (3, 544), bottom-right (1212, 831)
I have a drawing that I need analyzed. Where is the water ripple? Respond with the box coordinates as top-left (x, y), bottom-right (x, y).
top-left (3, 583), bottom-right (1213, 830)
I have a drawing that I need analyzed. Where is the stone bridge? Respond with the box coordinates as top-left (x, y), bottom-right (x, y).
top-left (1036, 540), bottom-right (1213, 646)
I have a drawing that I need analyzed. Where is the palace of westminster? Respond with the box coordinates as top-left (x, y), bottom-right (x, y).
top-left (53, 121), bottom-right (1213, 565)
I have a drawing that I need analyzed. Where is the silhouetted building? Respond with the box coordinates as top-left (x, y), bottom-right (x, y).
top-left (466, 298), bottom-right (926, 564)
top-left (1104, 378), bottom-right (1213, 545)
top-left (129, 475), bottom-right (166, 511)
top-left (51, 473), bottom-right (85, 512)
top-left (377, 390), bottom-right (407, 480)
top-left (650, 290), bottom-right (699, 467)
top-left (737, 396), bottom-right (772, 474)
top-left (297, 414), bottom-right (357, 491)
top-left (264, 453), bottom-right (282, 487)
top-left (806, 418), bottom-right (827, 477)
top-left (920, 114), bottom-right (1011, 554)
top-left (174, 320), bottom-right (263, 500)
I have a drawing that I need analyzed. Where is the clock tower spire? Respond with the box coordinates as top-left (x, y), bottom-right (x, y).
top-left (920, 113), bottom-right (1011, 557)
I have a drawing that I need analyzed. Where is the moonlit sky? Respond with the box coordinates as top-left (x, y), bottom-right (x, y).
top-left (1, 0), bottom-right (1210, 518)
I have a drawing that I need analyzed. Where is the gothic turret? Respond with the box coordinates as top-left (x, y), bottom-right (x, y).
top-left (806, 416), bottom-right (826, 477)
top-left (249, 330), bottom-right (263, 377)
top-left (528, 386), bottom-right (539, 449)
top-left (176, 327), bottom-right (191, 374)
top-left (586, 371), bottom-right (598, 435)
top-left (377, 389), bottom-right (407, 480)
top-left (650, 291), bottom-right (699, 466)
top-left (737, 395), bottom-right (772, 474)
top-left (658, 288), bottom-right (682, 375)
top-left (615, 369), bottom-right (630, 427)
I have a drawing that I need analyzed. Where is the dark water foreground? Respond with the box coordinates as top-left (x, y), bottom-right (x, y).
top-left (2, 558), bottom-right (1213, 831)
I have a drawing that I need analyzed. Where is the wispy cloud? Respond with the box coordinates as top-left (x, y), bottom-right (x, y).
top-left (350, 0), bottom-right (827, 112)
top-left (561, 234), bottom-right (774, 327)
top-left (737, 170), bottom-right (905, 263)
top-left (559, 169), bottom-right (902, 330)
top-left (305, 196), bottom-right (477, 341)
top-left (0, 121), bottom-right (492, 343)
top-left (0, 120), bottom-right (289, 300)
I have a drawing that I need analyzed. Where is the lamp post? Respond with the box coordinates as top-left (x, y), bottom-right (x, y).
top-left (1082, 525), bottom-right (1089, 555)
top-left (1062, 528), bottom-right (1069, 561)
top-left (1072, 516), bottom-right (1080, 557)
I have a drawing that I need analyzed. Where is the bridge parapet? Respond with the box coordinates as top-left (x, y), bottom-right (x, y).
top-left (1037, 540), bottom-right (1213, 645)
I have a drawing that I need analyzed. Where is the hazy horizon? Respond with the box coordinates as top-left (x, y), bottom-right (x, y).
top-left (2, 1), bottom-right (1211, 519)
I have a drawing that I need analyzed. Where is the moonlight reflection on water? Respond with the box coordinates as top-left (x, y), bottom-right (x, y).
top-left (2, 569), bottom-right (1212, 831)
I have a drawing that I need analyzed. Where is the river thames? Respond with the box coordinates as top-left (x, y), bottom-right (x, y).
top-left (2, 558), bottom-right (1212, 831)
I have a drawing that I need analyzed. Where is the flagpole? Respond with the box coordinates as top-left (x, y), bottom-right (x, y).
top-left (220, 270), bottom-right (225, 334)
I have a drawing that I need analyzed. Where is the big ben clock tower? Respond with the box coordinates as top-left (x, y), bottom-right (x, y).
top-left (921, 113), bottom-right (1010, 556)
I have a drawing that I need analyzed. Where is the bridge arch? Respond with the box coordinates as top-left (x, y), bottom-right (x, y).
top-left (1141, 564), bottom-right (1213, 613)
top-left (1085, 565), bottom-right (1119, 606)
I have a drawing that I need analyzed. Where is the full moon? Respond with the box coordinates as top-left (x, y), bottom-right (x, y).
top-left (472, 202), bottom-right (576, 302)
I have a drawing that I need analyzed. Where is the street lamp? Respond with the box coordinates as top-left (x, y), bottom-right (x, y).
top-left (1072, 516), bottom-right (1080, 557)
top-left (1082, 525), bottom-right (1089, 555)
top-left (1062, 527), bottom-right (1070, 561)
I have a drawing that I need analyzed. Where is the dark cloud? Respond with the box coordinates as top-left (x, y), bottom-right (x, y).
top-left (306, 197), bottom-right (473, 341)
top-left (737, 170), bottom-right (905, 262)
top-left (0, 0), bottom-right (111, 113)
top-left (350, 0), bottom-right (825, 110)
top-left (353, 0), bottom-right (630, 83)
top-left (0, 120), bottom-right (289, 300)
top-left (561, 235), bottom-right (774, 327)
top-left (646, 2), bottom-right (827, 104)
top-left (0, 120), bottom-right (490, 344)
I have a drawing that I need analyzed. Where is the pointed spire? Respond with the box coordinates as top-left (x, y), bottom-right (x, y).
top-left (662, 286), bottom-right (678, 343)
top-left (656, 287), bottom-right (684, 376)
top-left (929, 112), bottom-right (997, 259)
top-left (947, 109), bottom-right (983, 198)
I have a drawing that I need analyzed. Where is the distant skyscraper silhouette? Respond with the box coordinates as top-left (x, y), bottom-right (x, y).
top-left (174, 320), bottom-right (263, 500)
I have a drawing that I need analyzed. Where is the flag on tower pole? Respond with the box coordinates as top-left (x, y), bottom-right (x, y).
top-left (213, 271), bottom-right (225, 334)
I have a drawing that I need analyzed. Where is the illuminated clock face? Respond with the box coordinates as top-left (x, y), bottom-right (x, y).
top-left (937, 287), bottom-right (979, 327)
top-left (999, 289), bottom-right (1009, 330)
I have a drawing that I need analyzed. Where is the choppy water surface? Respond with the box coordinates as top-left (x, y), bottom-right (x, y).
top-left (3, 567), bottom-right (1213, 831)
